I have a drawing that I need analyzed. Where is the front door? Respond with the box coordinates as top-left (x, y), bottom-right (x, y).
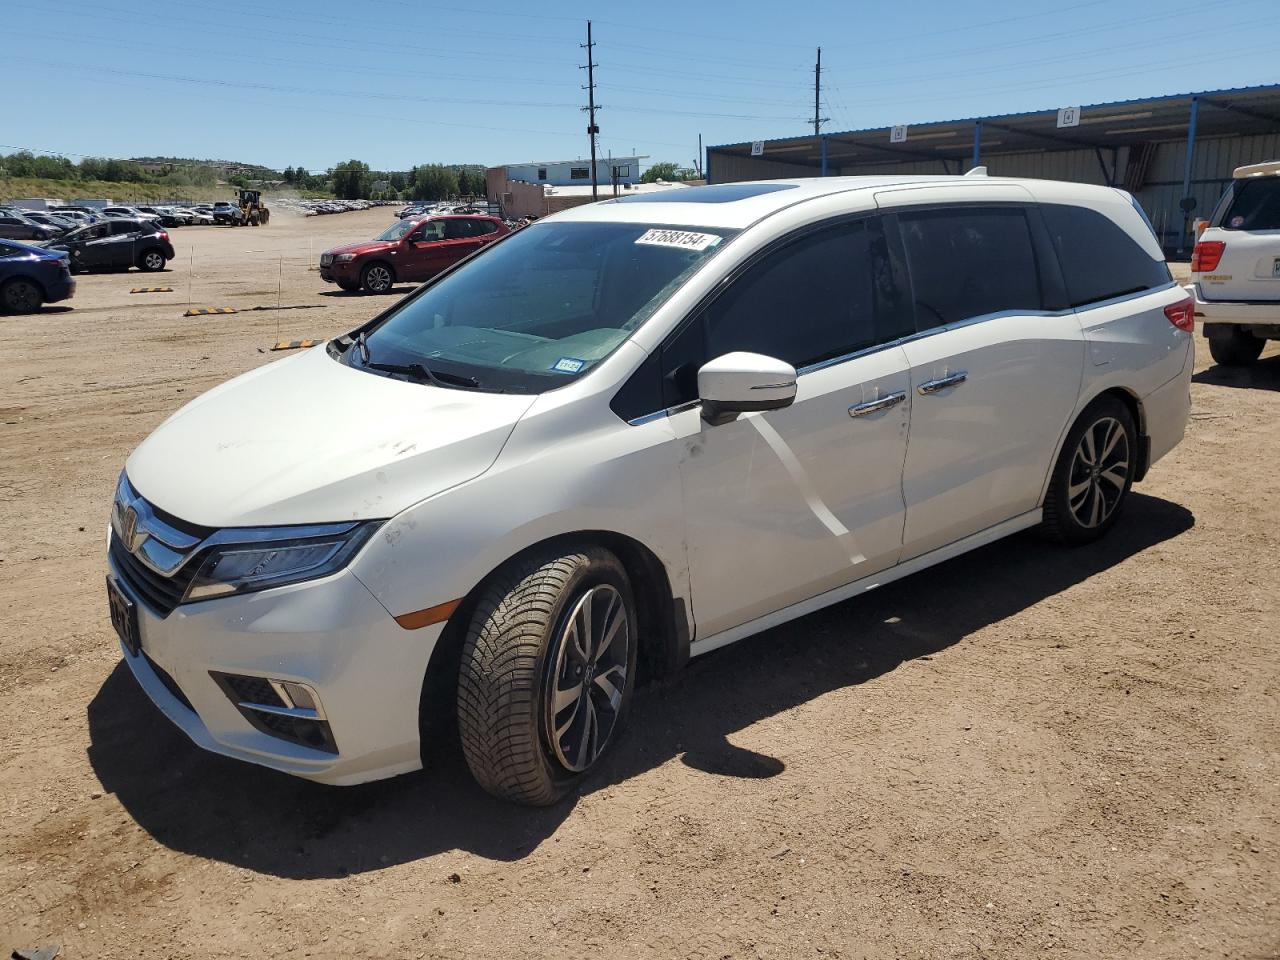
top-left (876, 192), bottom-right (1086, 559)
top-left (668, 216), bottom-right (917, 639)
top-left (401, 219), bottom-right (449, 281)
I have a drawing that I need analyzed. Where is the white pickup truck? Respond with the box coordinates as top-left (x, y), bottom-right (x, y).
top-left (1191, 160), bottom-right (1280, 365)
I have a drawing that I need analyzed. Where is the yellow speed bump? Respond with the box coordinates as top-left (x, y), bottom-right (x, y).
top-left (270, 339), bottom-right (322, 351)
top-left (130, 286), bottom-right (174, 294)
top-left (183, 307), bottom-right (238, 316)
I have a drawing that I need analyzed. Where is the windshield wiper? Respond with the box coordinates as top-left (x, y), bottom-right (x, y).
top-left (351, 330), bottom-right (480, 389)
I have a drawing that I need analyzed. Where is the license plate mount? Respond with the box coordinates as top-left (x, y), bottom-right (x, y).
top-left (107, 576), bottom-right (141, 657)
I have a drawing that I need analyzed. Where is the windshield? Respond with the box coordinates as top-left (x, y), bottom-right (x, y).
top-left (355, 221), bottom-right (736, 392)
top-left (376, 219), bottom-right (417, 242)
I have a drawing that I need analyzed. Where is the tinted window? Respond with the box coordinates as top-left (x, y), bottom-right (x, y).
top-left (1222, 178), bottom-right (1280, 231)
top-left (0, 243), bottom-right (17, 257)
top-left (1041, 204), bottom-right (1171, 308)
top-left (473, 219), bottom-right (498, 235)
top-left (110, 220), bottom-right (140, 235)
top-left (898, 207), bottom-right (1042, 329)
top-left (443, 219), bottom-right (475, 239)
top-left (659, 217), bottom-right (911, 408)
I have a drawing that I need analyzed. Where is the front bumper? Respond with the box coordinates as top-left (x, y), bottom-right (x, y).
top-left (108, 551), bottom-right (443, 785)
top-left (1188, 282), bottom-right (1280, 331)
top-left (318, 260), bottom-right (357, 284)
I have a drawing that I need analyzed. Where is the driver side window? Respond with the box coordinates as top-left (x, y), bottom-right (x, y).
top-left (416, 221), bottom-right (445, 242)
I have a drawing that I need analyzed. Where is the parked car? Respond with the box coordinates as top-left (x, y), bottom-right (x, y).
top-left (105, 175), bottom-right (1192, 804)
top-left (47, 209), bottom-right (97, 226)
top-left (319, 215), bottom-right (508, 292)
top-left (0, 213), bottom-right (58, 242)
top-left (136, 206), bottom-right (183, 227)
top-left (1190, 160), bottom-right (1280, 365)
top-left (49, 218), bottom-right (175, 273)
top-left (186, 208), bottom-right (214, 225)
top-left (211, 201), bottom-right (242, 225)
top-left (0, 239), bottom-right (74, 313)
top-left (18, 212), bottom-right (74, 235)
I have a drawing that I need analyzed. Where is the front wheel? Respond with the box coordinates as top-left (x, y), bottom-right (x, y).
top-left (457, 547), bottom-right (638, 805)
top-left (138, 249), bottom-right (167, 272)
top-left (1042, 396), bottom-right (1136, 545)
top-left (360, 262), bottom-right (394, 294)
top-left (1206, 325), bottom-right (1264, 366)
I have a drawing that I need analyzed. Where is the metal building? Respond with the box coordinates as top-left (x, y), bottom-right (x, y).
top-left (706, 84), bottom-right (1280, 255)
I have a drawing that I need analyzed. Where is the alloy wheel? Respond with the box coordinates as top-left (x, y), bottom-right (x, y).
top-left (1067, 416), bottom-right (1129, 529)
top-left (366, 266), bottom-right (392, 292)
top-left (144, 252), bottom-right (164, 270)
top-left (544, 584), bottom-right (631, 773)
top-left (3, 281), bottom-right (39, 313)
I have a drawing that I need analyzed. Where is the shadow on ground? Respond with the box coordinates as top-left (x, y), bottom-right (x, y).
top-left (1192, 352), bottom-right (1280, 392)
top-left (87, 493), bottom-right (1193, 878)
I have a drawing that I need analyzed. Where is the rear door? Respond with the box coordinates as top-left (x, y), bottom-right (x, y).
top-left (876, 188), bottom-right (1085, 559)
top-left (1200, 176), bottom-right (1280, 302)
top-left (440, 218), bottom-right (487, 266)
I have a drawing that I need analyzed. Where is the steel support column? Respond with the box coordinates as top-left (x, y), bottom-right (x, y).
top-left (1178, 96), bottom-right (1200, 255)
top-left (972, 119), bottom-right (982, 170)
top-left (821, 135), bottom-right (828, 176)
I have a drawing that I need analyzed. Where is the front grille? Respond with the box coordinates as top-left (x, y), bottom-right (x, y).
top-left (109, 532), bottom-right (197, 617)
top-left (144, 653), bottom-right (194, 712)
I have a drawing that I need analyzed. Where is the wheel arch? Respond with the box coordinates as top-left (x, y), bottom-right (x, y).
top-left (1, 273), bottom-right (47, 310)
top-left (1042, 385), bottom-right (1149, 506)
top-left (417, 528), bottom-right (689, 766)
top-left (361, 259), bottom-right (397, 285)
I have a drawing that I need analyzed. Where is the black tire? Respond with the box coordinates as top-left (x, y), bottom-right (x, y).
top-left (1042, 395), bottom-right (1137, 546)
top-left (336, 279), bottom-right (360, 292)
top-left (138, 248), bottom-right (167, 272)
top-left (360, 261), bottom-right (395, 294)
top-left (1, 278), bottom-right (44, 314)
top-left (457, 546), bottom-right (638, 806)
top-left (1206, 325), bottom-right (1264, 366)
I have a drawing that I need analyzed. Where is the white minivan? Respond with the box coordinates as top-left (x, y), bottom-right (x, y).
top-left (1191, 160), bottom-right (1280, 365)
top-left (107, 174), bottom-right (1194, 804)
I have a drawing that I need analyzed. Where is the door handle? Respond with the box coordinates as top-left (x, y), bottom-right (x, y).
top-left (848, 391), bottom-right (906, 418)
top-left (917, 371), bottom-right (967, 395)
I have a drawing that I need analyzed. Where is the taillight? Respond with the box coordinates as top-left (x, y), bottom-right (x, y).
top-left (159, 230), bottom-right (169, 241)
top-left (1191, 240), bottom-right (1224, 272)
top-left (1164, 297), bottom-right (1195, 332)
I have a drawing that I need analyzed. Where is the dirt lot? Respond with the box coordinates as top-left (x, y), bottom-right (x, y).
top-left (1, 207), bottom-right (1277, 959)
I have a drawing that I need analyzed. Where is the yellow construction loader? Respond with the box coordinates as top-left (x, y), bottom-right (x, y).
top-left (237, 189), bottom-right (270, 226)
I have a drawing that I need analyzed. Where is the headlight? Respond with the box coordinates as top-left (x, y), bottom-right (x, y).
top-left (184, 521), bottom-right (382, 602)
top-left (333, 253), bottom-right (357, 263)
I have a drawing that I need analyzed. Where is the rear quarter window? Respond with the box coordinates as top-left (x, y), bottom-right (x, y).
top-left (1041, 204), bottom-right (1171, 308)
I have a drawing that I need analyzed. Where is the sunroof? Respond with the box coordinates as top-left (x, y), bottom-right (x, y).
top-left (606, 183), bottom-right (798, 204)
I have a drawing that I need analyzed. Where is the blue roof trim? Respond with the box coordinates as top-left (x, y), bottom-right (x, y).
top-left (709, 83), bottom-right (1280, 152)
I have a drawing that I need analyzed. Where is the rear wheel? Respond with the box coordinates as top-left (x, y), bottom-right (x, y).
top-left (1206, 325), bottom-right (1264, 366)
top-left (138, 249), bottom-right (167, 272)
top-left (1042, 396), bottom-right (1136, 545)
top-left (456, 546), bottom-right (638, 805)
top-left (360, 262), bottom-right (394, 294)
top-left (1, 278), bottom-right (43, 314)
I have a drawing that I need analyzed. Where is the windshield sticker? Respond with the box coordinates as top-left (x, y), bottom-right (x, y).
top-left (635, 229), bottom-right (722, 252)
top-left (551, 357), bottom-right (586, 374)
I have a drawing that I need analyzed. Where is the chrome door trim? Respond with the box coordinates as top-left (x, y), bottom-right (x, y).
top-left (917, 371), bottom-right (968, 395)
top-left (848, 391), bottom-right (907, 418)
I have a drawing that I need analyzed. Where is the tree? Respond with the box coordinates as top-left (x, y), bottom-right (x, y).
top-left (411, 163), bottom-right (458, 201)
top-left (331, 159), bottom-right (370, 200)
top-left (641, 161), bottom-right (696, 183)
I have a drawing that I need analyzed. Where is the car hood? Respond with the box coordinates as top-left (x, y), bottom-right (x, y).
top-left (125, 346), bottom-right (536, 528)
top-left (326, 239), bottom-right (396, 257)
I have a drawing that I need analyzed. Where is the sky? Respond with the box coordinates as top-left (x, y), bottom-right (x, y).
top-left (5, 0), bottom-right (1278, 174)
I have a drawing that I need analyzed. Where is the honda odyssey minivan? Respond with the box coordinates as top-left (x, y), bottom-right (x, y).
top-left (107, 174), bottom-right (1193, 805)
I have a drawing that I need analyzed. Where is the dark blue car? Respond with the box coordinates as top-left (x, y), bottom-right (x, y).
top-left (0, 239), bottom-right (75, 314)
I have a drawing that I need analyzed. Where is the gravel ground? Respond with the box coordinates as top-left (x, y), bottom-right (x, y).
top-left (1, 207), bottom-right (1277, 959)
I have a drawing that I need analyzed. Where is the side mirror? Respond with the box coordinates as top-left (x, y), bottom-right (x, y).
top-left (697, 352), bottom-right (798, 426)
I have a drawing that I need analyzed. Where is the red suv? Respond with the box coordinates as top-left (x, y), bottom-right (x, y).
top-left (320, 214), bottom-right (508, 293)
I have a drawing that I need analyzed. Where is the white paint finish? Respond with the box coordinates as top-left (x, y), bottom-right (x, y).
top-left (898, 313), bottom-right (1085, 559)
top-left (697, 351), bottom-right (797, 409)
top-left (670, 347), bottom-right (911, 637)
top-left (112, 174), bottom-right (1196, 787)
top-left (1195, 224), bottom-right (1280, 305)
top-left (691, 508), bottom-right (1043, 658)
top-left (125, 346), bottom-right (534, 527)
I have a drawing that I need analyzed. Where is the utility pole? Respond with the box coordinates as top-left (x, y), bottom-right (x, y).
top-left (813, 47), bottom-right (828, 137)
top-left (697, 133), bottom-right (703, 178)
top-left (580, 21), bottom-right (600, 201)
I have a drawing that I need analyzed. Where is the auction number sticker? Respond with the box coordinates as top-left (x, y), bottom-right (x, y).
top-left (635, 229), bottom-right (722, 252)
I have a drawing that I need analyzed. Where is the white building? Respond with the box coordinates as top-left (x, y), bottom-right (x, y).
top-left (501, 156), bottom-right (646, 188)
